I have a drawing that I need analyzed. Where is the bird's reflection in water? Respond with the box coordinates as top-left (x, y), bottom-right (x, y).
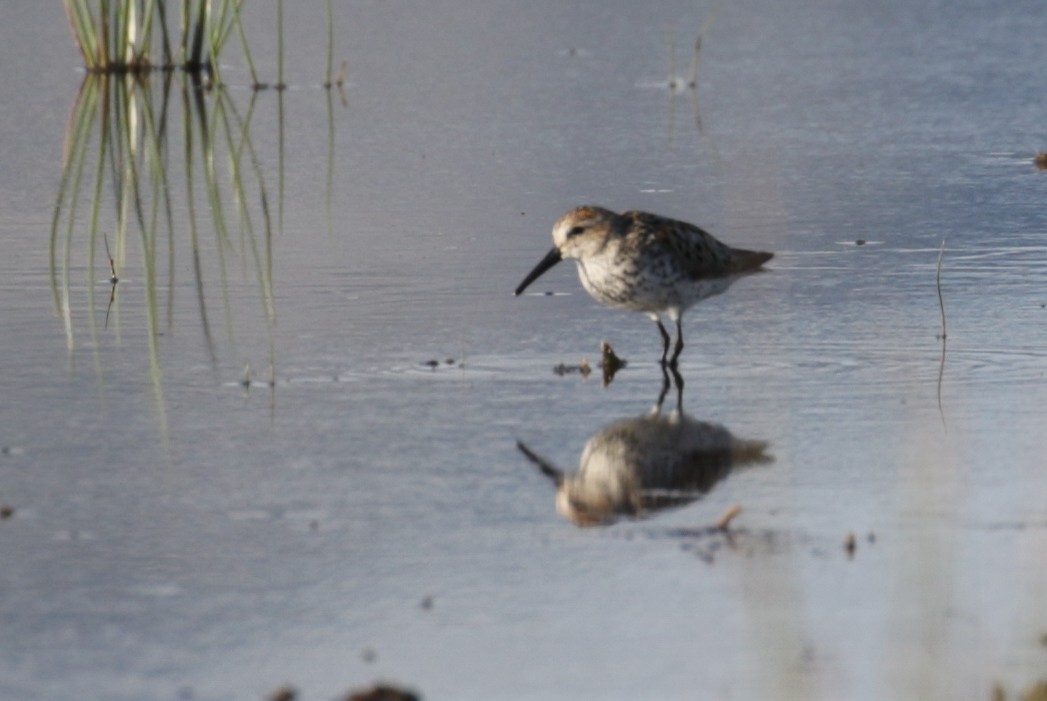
top-left (518, 367), bottom-right (772, 526)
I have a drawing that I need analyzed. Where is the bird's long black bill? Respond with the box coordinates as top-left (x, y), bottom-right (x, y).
top-left (516, 440), bottom-right (564, 486)
top-left (513, 247), bottom-right (562, 296)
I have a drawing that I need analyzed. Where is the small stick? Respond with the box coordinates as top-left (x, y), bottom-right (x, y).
top-left (714, 504), bottom-right (742, 531)
top-left (688, 7), bottom-right (719, 88)
top-left (844, 531), bottom-right (857, 558)
top-left (103, 232), bottom-right (118, 283)
top-left (599, 340), bottom-right (626, 385)
top-left (936, 238), bottom-right (946, 340)
top-left (268, 685), bottom-right (297, 701)
top-left (666, 27), bottom-right (679, 91)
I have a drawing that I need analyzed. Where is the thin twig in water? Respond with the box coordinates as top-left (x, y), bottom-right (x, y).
top-left (103, 232), bottom-right (118, 330)
top-left (336, 64), bottom-right (348, 107)
top-left (937, 333), bottom-right (947, 428)
top-left (688, 6), bottom-right (718, 88)
top-left (103, 231), bottom-right (118, 283)
top-left (275, 0), bottom-right (286, 90)
top-left (714, 504), bottom-right (742, 531)
top-left (666, 27), bottom-right (678, 91)
top-left (325, 0), bottom-right (334, 87)
top-left (936, 238), bottom-right (946, 340)
top-left (935, 237), bottom-right (947, 428)
top-left (104, 283), bottom-right (116, 330)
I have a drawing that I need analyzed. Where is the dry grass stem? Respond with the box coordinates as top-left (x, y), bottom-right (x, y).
top-left (714, 504), bottom-right (742, 531)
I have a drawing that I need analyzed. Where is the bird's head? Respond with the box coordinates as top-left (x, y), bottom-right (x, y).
top-left (551, 206), bottom-right (618, 258)
top-left (515, 206), bottom-right (619, 296)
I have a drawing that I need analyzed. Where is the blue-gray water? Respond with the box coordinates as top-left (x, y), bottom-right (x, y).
top-left (2, 2), bottom-right (1047, 699)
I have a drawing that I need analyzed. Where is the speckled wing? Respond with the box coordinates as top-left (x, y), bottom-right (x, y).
top-left (625, 211), bottom-right (773, 278)
top-left (621, 211), bottom-right (738, 278)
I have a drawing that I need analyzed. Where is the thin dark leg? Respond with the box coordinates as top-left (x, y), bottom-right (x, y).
top-left (668, 363), bottom-right (684, 411)
top-left (656, 319), bottom-right (671, 365)
top-left (656, 362), bottom-right (685, 413)
top-left (668, 317), bottom-right (685, 367)
top-left (655, 363), bottom-right (671, 411)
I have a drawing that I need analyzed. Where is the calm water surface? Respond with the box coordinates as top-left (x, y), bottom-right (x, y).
top-left (2, 1), bottom-right (1047, 699)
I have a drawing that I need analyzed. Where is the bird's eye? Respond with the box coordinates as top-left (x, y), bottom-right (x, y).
top-left (567, 226), bottom-right (585, 238)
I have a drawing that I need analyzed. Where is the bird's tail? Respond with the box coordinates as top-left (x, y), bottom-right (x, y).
top-left (730, 248), bottom-right (773, 273)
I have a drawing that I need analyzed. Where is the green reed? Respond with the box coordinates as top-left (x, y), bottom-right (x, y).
top-left (67, 1), bottom-right (343, 94)
top-left (325, 0), bottom-right (334, 87)
top-left (935, 238), bottom-right (947, 341)
top-left (50, 73), bottom-right (280, 439)
top-left (54, 4), bottom-right (343, 433)
top-left (276, 0), bottom-right (285, 89)
top-left (64, 0), bottom-right (248, 79)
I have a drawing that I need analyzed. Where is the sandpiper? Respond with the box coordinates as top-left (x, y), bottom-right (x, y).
top-left (517, 368), bottom-right (772, 526)
top-left (514, 206), bottom-right (772, 366)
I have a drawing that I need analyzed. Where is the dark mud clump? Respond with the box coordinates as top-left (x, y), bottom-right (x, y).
top-left (343, 683), bottom-right (421, 701)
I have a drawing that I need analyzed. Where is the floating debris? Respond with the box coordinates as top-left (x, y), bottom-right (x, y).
top-left (1022, 681), bottom-right (1047, 701)
top-left (599, 340), bottom-right (626, 385)
top-left (323, 60), bottom-right (349, 89)
top-left (670, 524), bottom-right (790, 565)
top-left (855, 239), bottom-right (867, 246)
top-left (103, 232), bottom-right (119, 283)
top-left (268, 685), bottom-right (297, 701)
top-left (343, 683), bottom-right (420, 701)
top-left (420, 358), bottom-right (460, 370)
top-left (1035, 152), bottom-right (1047, 170)
top-left (0, 506), bottom-right (13, 520)
top-left (844, 531), bottom-right (856, 558)
top-left (714, 504), bottom-right (742, 531)
top-left (552, 358), bottom-right (591, 379)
